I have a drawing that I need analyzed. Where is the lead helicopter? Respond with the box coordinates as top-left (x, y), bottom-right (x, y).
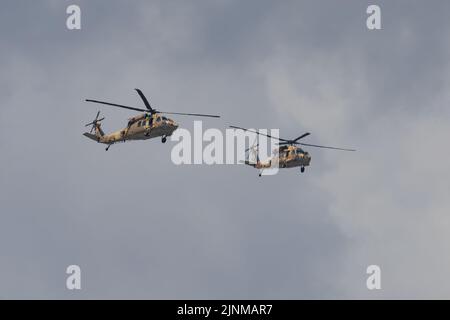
top-left (230, 126), bottom-right (356, 176)
top-left (83, 89), bottom-right (220, 150)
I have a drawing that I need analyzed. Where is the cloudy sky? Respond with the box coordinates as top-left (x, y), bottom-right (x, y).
top-left (1, 0), bottom-right (450, 299)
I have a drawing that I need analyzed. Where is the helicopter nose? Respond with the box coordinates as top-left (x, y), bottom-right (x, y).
top-left (305, 153), bottom-right (311, 164)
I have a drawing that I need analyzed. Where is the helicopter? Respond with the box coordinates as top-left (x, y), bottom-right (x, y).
top-left (229, 126), bottom-right (356, 176)
top-left (83, 89), bottom-right (220, 150)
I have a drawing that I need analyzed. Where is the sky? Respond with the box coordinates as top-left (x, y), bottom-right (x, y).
top-left (1, 0), bottom-right (450, 299)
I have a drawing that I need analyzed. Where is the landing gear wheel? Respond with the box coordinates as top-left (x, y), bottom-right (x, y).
top-left (259, 173), bottom-right (262, 177)
top-left (301, 166), bottom-right (305, 173)
top-left (162, 136), bottom-right (167, 143)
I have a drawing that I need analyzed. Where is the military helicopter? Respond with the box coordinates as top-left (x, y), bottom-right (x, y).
top-left (83, 89), bottom-right (220, 150)
top-left (230, 126), bottom-right (356, 176)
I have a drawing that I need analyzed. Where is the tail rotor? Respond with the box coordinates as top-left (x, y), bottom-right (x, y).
top-left (85, 111), bottom-right (105, 133)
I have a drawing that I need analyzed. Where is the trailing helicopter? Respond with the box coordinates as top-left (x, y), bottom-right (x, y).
top-left (83, 89), bottom-right (220, 150)
top-left (229, 126), bottom-right (356, 176)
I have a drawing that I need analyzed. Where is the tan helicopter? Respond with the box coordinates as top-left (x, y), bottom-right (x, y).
top-left (83, 89), bottom-right (220, 150)
top-left (230, 126), bottom-right (356, 176)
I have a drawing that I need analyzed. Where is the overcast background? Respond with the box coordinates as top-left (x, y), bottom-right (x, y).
top-left (1, 0), bottom-right (450, 299)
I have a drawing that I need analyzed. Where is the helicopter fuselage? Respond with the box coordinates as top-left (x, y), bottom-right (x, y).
top-left (248, 145), bottom-right (312, 170)
top-left (85, 113), bottom-right (179, 146)
top-left (275, 145), bottom-right (311, 168)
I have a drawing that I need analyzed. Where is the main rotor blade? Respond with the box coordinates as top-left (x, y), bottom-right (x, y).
top-left (229, 126), bottom-right (289, 142)
top-left (161, 111), bottom-right (220, 118)
top-left (85, 99), bottom-right (219, 117)
top-left (293, 132), bottom-right (311, 142)
top-left (298, 142), bottom-right (356, 151)
top-left (134, 88), bottom-right (154, 112)
top-left (85, 99), bottom-right (149, 113)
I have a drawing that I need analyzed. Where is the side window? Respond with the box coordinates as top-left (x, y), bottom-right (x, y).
top-left (156, 117), bottom-right (161, 122)
top-left (137, 121), bottom-right (141, 127)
